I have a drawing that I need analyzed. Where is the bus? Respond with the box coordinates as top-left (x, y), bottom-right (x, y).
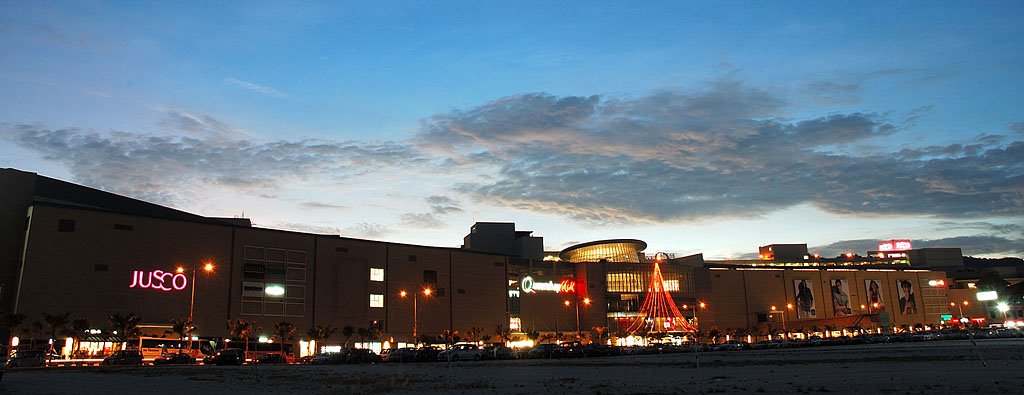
top-left (137, 337), bottom-right (217, 360)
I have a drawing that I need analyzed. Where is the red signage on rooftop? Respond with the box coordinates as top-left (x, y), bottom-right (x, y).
top-left (878, 239), bottom-right (912, 252)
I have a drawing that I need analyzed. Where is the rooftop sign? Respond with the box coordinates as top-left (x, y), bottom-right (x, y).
top-left (129, 270), bottom-right (187, 292)
top-left (878, 239), bottom-right (913, 252)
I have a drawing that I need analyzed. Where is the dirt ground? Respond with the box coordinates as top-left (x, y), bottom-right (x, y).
top-left (3, 338), bottom-right (1023, 394)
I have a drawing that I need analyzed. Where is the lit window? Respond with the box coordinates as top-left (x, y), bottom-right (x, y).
top-left (370, 268), bottom-right (384, 282)
top-left (370, 294), bottom-right (384, 308)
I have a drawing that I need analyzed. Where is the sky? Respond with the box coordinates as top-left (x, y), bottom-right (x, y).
top-left (1, 1), bottom-right (1022, 259)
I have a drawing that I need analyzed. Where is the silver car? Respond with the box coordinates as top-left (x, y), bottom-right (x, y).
top-left (437, 343), bottom-right (485, 362)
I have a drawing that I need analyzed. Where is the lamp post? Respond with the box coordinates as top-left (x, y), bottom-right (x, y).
top-left (563, 297), bottom-right (590, 340)
top-left (770, 303), bottom-right (792, 339)
top-left (176, 261), bottom-right (214, 351)
top-left (400, 288), bottom-right (432, 344)
top-left (682, 302), bottom-right (706, 342)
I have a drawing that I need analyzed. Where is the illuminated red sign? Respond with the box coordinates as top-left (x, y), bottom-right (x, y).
top-left (878, 239), bottom-right (912, 252)
top-left (559, 280), bottom-right (576, 294)
top-left (129, 270), bottom-right (187, 292)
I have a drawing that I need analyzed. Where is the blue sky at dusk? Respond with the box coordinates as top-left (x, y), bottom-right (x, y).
top-left (2, 1), bottom-right (1022, 259)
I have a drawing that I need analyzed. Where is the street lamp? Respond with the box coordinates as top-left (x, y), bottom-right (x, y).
top-left (770, 303), bottom-right (792, 339)
top-left (997, 302), bottom-right (1010, 323)
top-left (176, 261), bottom-right (214, 351)
top-left (564, 297), bottom-right (591, 340)
top-left (682, 302), bottom-right (706, 342)
top-left (399, 288), bottom-right (432, 344)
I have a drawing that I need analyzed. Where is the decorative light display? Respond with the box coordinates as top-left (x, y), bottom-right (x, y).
top-left (625, 260), bottom-right (697, 334)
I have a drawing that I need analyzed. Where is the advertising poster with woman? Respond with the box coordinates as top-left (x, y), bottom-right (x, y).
top-left (897, 279), bottom-right (917, 315)
top-left (831, 279), bottom-right (852, 316)
top-left (865, 279), bottom-right (885, 313)
top-left (794, 279), bottom-right (817, 318)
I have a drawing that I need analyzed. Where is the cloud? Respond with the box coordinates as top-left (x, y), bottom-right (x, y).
top-left (416, 80), bottom-right (1024, 224)
top-left (399, 213), bottom-right (444, 228)
top-left (158, 110), bottom-right (243, 137)
top-left (224, 77), bottom-right (288, 98)
top-left (426, 195), bottom-right (463, 214)
top-left (300, 201), bottom-right (348, 210)
top-left (1, 121), bottom-right (420, 207)
top-left (342, 222), bottom-right (389, 239)
top-left (1011, 122), bottom-right (1024, 134)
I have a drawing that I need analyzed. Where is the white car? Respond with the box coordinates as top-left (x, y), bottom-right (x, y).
top-left (437, 343), bottom-right (485, 362)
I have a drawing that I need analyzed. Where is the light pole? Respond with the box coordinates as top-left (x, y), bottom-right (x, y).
top-left (176, 261), bottom-right (214, 351)
top-left (400, 288), bottom-right (432, 344)
top-left (682, 302), bottom-right (706, 342)
top-left (564, 297), bottom-right (591, 340)
top-left (770, 303), bottom-right (792, 339)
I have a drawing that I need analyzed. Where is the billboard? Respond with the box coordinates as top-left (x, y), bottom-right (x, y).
top-left (896, 279), bottom-right (917, 315)
top-left (865, 279), bottom-right (885, 313)
top-left (831, 279), bottom-right (852, 316)
top-left (794, 279), bottom-right (817, 319)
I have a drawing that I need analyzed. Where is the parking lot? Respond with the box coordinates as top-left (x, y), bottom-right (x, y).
top-left (3, 337), bottom-right (1024, 394)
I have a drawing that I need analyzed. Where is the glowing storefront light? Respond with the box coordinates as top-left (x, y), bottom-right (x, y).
top-left (129, 269), bottom-right (187, 291)
top-left (976, 291), bottom-right (998, 301)
top-left (265, 284), bottom-right (286, 297)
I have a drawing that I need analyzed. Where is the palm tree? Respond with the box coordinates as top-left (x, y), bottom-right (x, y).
top-left (341, 325), bottom-right (355, 349)
top-left (465, 326), bottom-right (483, 343)
top-left (70, 317), bottom-right (92, 358)
top-left (306, 325), bottom-right (337, 355)
top-left (272, 321), bottom-right (297, 354)
top-left (108, 312), bottom-right (142, 350)
top-left (42, 312), bottom-right (71, 353)
top-left (27, 321), bottom-right (44, 350)
top-left (167, 318), bottom-right (192, 341)
top-left (226, 318), bottom-right (257, 357)
top-left (356, 327), bottom-right (369, 344)
top-left (495, 324), bottom-right (512, 343)
top-left (592, 326), bottom-right (607, 345)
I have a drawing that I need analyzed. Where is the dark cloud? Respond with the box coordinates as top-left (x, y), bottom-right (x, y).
top-left (426, 195), bottom-right (463, 214)
top-left (2, 121), bottom-right (420, 207)
top-left (1011, 122), bottom-right (1024, 134)
top-left (416, 81), bottom-right (1024, 224)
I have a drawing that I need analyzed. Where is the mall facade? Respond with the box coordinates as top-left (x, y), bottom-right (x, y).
top-left (0, 169), bottom-right (987, 350)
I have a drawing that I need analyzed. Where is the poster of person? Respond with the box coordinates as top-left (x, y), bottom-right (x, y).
top-left (865, 279), bottom-right (885, 313)
top-left (831, 279), bottom-right (852, 316)
top-left (794, 279), bottom-right (817, 319)
top-left (897, 279), bottom-right (917, 315)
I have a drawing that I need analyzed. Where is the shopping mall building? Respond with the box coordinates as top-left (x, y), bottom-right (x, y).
top-left (0, 168), bottom-right (1001, 351)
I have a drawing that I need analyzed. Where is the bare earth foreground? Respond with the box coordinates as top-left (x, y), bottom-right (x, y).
top-left (3, 338), bottom-right (1024, 394)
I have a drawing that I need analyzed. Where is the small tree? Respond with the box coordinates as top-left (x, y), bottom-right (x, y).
top-left (708, 326), bottom-right (721, 344)
top-left (465, 326), bottom-right (483, 343)
top-left (167, 318), bottom-right (192, 342)
top-left (27, 321), bottom-right (44, 350)
top-left (495, 324), bottom-right (512, 343)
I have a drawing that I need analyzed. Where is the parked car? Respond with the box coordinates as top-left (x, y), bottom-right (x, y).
top-left (437, 343), bottom-right (485, 362)
top-left (527, 343), bottom-right (558, 359)
top-left (385, 347), bottom-right (419, 363)
top-left (308, 352), bottom-right (346, 365)
top-left (346, 349), bottom-right (382, 364)
top-left (482, 344), bottom-right (512, 360)
top-left (255, 353), bottom-right (287, 364)
top-left (6, 350), bottom-right (48, 368)
top-left (415, 347), bottom-right (441, 362)
top-left (102, 349), bottom-right (144, 366)
top-left (553, 341), bottom-right (584, 358)
top-left (154, 352), bottom-right (196, 365)
top-left (209, 348), bottom-right (245, 366)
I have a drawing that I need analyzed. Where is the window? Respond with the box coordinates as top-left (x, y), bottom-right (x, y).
top-left (58, 219), bottom-right (75, 232)
top-left (409, 255), bottom-right (418, 262)
top-left (370, 294), bottom-right (384, 308)
top-left (370, 268), bottom-right (384, 282)
top-left (423, 270), bottom-right (438, 285)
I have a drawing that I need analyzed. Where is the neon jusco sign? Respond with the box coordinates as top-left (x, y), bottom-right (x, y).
top-left (520, 276), bottom-right (575, 294)
top-left (129, 270), bottom-right (188, 292)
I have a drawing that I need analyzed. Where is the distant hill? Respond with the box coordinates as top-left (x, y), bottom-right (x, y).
top-left (964, 256), bottom-right (1024, 267)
